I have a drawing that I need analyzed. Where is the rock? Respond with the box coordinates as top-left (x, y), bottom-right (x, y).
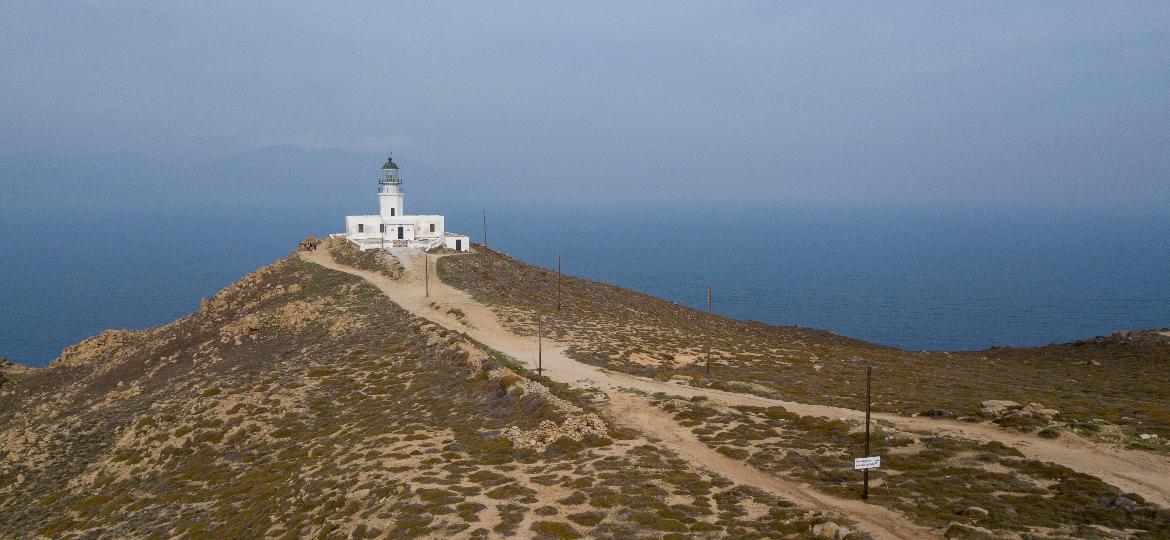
top-left (1089, 359), bottom-right (1101, 366)
top-left (1074, 524), bottom-right (1127, 538)
top-left (961, 506), bottom-right (989, 519)
top-left (587, 392), bottom-right (610, 404)
top-left (920, 409), bottom-right (954, 418)
top-left (944, 522), bottom-right (998, 539)
top-left (1020, 402), bottom-right (1060, 421)
top-left (1139, 433), bottom-right (1156, 440)
top-left (505, 413), bottom-right (608, 451)
top-left (52, 329), bottom-right (138, 367)
top-left (812, 521), bottom-right (850, 539)
top-left (980, 400), bottom-right (1021, 418)
top-left (1112, 496), bottom-right (1137, 509)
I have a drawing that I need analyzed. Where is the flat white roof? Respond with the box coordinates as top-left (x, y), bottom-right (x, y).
top-left (345, 214), bottom-right (445, 219)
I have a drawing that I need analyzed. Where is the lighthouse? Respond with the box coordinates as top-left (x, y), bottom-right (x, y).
top-left (378, 155), bottom-right (404, 218)
top-left (342, 155), bottom-right (471, 252)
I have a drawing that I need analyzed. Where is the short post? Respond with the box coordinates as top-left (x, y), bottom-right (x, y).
top-left (706, 285), bottom-right (713, 375)
top-left (536, 310), bottom-right (543, 374)
top-left (863, 358), bottom-right (872, 500)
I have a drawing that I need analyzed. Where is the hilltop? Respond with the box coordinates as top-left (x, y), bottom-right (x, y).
top-left (0, 250), bottom-right (841, 538)
top-left (1, 239), bottom-right (1168, 539)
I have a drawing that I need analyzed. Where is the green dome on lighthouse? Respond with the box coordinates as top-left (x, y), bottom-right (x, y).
top-left (382, 155), bottom-right (399, 170)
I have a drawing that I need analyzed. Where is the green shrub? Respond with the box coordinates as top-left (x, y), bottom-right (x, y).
top-left (530, 521), bottom-right (581, 539)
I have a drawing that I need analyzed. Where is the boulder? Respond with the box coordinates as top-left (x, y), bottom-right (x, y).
top-left (960, 506), bottom-right (989, 519)
top-left (944, 522), bottom-right (998, 539)
top-left (920, 409), bottom-right (954, 418)
top-left (1020, 403), bottom-right (1060, 421)
top-left (812, 521), bottom-right (850, 539)
top-left (980, 400), bottom-right (1021, 418)
top-left (1111, 496), bottom-right (1137, 509)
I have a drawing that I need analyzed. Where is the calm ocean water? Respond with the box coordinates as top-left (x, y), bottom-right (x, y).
top-left (2, 202), bottom-right (1168, 367)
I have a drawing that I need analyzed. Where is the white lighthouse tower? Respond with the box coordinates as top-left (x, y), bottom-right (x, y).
top-left (342, 154), bottom-right (471, 252)
top-left (378, 155), bottom-right (404, 218)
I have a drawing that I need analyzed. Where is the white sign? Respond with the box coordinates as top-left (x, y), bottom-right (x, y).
top-left (854, 456), bottom-right (881, 470)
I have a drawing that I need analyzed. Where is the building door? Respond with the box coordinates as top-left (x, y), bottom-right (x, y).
top-left (398, 227), bottom-right (404, 240)
top-left (456, 239), bottom-right (462, 251)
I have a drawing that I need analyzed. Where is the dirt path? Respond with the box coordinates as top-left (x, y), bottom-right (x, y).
top-left (605, 390), bottom-right (936, 539)
top-left (301, 247), bottom-right (1170, 535)
top-left (304, 248), bottom-right (935, 538)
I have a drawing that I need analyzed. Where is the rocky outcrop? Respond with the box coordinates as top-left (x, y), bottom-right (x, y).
top-left (505, 415), bottom-right (608, 452)
top-left (981, 400), bottom-right (1060, 432)
top-left (52, 329), bottom-right (141, 367)
top-left (980, 400), bottom-right (1021, 418)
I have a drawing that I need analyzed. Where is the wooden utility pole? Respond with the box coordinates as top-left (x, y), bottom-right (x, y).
top-left (536, 310), bottom-right (543, 374)
top-left (556, 252), bottom-right (562, 310)
top-left (706, 285), bottom-right (712, 375)
top-left (482, 210), bottom-right (488, 248)
top-left (425, 254), bottom-right (429, 298)
top-left (863, 358), bottom-right (872, 500)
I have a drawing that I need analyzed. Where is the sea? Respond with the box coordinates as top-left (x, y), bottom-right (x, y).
top-left (2, 201), bottom-right (1168, 367)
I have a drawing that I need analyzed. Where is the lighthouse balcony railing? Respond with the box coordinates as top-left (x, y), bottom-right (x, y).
top-left (378, 186), bottom-right (404, 194)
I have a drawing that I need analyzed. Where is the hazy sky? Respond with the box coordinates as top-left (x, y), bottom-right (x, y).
top-left (2, 2), bottom-right (1168, 209)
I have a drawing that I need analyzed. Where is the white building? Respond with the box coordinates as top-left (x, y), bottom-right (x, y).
top-left (342, 156), bottom-right (471, 252)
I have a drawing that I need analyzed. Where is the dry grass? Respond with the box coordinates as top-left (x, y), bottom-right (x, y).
top-left (328, 238), bottom-right (404, 280)
top-left (437, 248), bottom-right (1170, 448)
top-left (655, 397), bottom-right (1170, 537)
top-left (0, 256), bottom-right (839, 538)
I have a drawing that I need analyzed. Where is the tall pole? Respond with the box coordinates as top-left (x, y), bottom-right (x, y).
top-left (863, 358), bottom-right (872, 500)
top-left (706, 285), bottom-right (712, 375)
top-left (425, 254), bottom-right (429, 298)
top-left (557, 252), bottom-right (562, 310)
top-left (482, 210), bottom-right (488, 248)
top-left (536, 310), bottom-right (543, 374)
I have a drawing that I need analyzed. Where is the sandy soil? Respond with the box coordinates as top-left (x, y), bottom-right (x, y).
top-left (301, 247), bottom-right (1170, 537)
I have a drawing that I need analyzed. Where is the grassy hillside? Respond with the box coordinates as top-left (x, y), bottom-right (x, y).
top-left (437, 248), bottom-right (1170, 445)
top-left (0, 256), bottom-right (836, 538)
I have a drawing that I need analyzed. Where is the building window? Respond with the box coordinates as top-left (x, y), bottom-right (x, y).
top-left (357, 224), bottom-right (364, 233)
top-left (391, 208), bottom-right (396, 216)
top-left (379, 224), bottom-right (385, 233)
top-left (430, 223), bottom-right (436, 233)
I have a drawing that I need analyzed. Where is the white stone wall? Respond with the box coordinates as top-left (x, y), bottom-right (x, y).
top-left (346, 215), bottom-right (415, 241)
top-left (444, 235), bottom-right (470, 252)
top-left (411, 215), bottom-right (445, 239)
top-left (345, 215), bottom-right (383, 240)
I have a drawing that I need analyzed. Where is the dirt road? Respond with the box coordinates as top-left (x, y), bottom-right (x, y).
top-left (301, 247), bottom-right (1170, 536)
